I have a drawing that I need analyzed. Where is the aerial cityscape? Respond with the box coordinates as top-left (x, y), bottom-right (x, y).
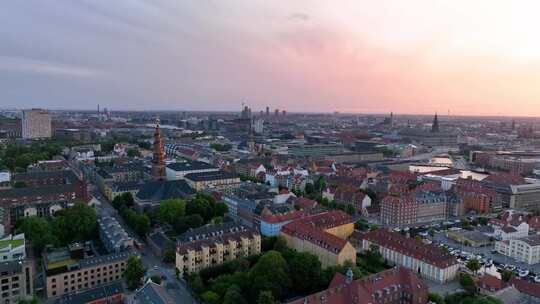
top-left (2, 1), bottom-right (540, 304)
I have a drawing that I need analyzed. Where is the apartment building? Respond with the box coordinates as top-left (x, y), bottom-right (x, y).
top-left (358, 229), bottom-right (459, 283)
top-left (22, 109), bottom-right (51, 139)
top-left (165, 161), bottom-right (219, 181)
top-left (280, 211), bottom-right (356, 267)
top-left (44, 245), bottom-right (131, 298)
top-left (184, 170), bottom-right (241, 192)
top-left (97, 213), bottom-right (133, 253)
top-left (495, 235), bottom-right (540, 265)
top-left (175, 229), bottom-right (261, 276)
top-left (0, 233), bottom-right (34, 304)
top-left (380, 195), bottom-right (417, 227)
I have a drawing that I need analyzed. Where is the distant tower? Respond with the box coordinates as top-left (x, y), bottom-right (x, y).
top-left (275, 109), bottom-right (279, 116)
top-left (431, 113), bottom-right (440, 133)
top-left (151, 117), bottom-right (166, 180)
top-left (512, 119), bottom-right (516, 130)
top-left (97, 104), bottom-right (100, 114)
top-left (282, 110), bottom-right (286, 116)
top-left (390, 112), bottom-right (394, 126)
top-left (266, 106), bottom-right (270, 116)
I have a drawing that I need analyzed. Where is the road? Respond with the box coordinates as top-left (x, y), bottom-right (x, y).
top-left (90, 185), bottom-right (198, 303)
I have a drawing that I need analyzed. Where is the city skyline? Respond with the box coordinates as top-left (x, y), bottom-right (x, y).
top-left (2, 1), bottom-right (540, 116)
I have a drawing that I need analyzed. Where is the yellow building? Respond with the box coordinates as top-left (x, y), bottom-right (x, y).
top-left (184, 170), bottom-right (241, 191)
top-left (280, 211), bottom-right (356, 267)
top-left (176, 230), bottom-right (261, 276)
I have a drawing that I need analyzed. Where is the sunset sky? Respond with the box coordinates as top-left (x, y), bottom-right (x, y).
top-left (2, 1), bottom-right (540, 115)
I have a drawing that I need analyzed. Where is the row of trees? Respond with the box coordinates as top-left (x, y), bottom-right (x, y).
top-left (16, 203), bottom-right (98, 254)
top-left (111, 193), bottom-right (151, 236)
top-left (154, 194), bottom-right (228, 234)
top-left (188, 237), bottom-right (372, 304)
top-left (0, 142), bottom-right (64, 171)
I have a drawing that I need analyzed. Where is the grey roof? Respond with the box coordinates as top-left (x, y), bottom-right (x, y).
top-left (166, 161), bottom-right (217, 172)
top-left (134, 281), bottom-right (175, 304)
top-left (519, 234), bottom-right (540, 246)
top-left (13, 170), bottom-right (78, 183)
top-left (98, 214), bottom-right (132, 252)
top-left (136, 180), bottom-right (195, 202)
top-left (55, 282), bottom-right (124, 304)
top-left (79, 249), bottom-right (132, 269)
top-left (0, 260), bottom-right (23, 275)
top-left (184, 170), bottom-right (236, 182)
top-left (0, 183), bottom-right (78, 199)
top-left (178, 222), bottom-right (247, 243)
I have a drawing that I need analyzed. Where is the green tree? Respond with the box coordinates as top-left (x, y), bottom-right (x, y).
top-left (501, 270), bottom-right (514, 283)
top-left (158, 199), bottom-right (186, 224)
top-left (213, 202), bottom-right (229, 217)
top-left (187, 273), bottom-right (204, 294)
top-left (201, 291), bottom-right (220, 304)
top-left (288, 252), bottom-right (322, 293)
top-left (16, 216), bottom-right (57, 254)
top-left (52, 202), bottom-right (97, 244)
top-left (345, 204), bottom-right (356, 215)
top-left (466, 259), bottom-right (481, 275)
top-left (163, 247), bottom-right (176, 264)
top-left (428, 293), bottom-right (445, 304)
top-left (223, 284), bottom-right (248, 304)
top-left (365, 244), bottom-right (384, 266)
top-left (273, 236), bottom-right (288, 252)
top-left (248, 250), bottom-right (291, 300)
top-left (459, 273), bottom-right (476, 294)
top-left (13, 181), bottom-right (27, 188)
top-left (127, 148), bottom-right (140, 158)
top-left (124, 256), bottom-right (146, 290)
top-left (257, 290), bottom-right (276, 304)
top-left (304, 183), bottom-right (315, 195)
top-left (150, 275), bottom-right (162, 284)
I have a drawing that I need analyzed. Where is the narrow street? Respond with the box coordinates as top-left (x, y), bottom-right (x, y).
top-left (90, 185), bottom-right (198, 303)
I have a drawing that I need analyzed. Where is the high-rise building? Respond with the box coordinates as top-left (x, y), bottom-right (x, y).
top-left (22, 109), bottom-right (51, 139)
top-left (151, 118), bottom-right (166, 180)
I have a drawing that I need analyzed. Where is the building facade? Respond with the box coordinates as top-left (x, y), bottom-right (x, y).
top-left (175, 229), bottom-right (261, 276)
top-left (280, 211), bottom-right (356, 267)
top-left (495, 235), bottom-right (540, 265)
top-left (44, 246), bottom-right (131, 298)
top-left (358, 229), bottom-right (459, 283)
top-left (22, 109), bottom-right (51, 139)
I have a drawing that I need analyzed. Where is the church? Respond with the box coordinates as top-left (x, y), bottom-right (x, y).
top-left (399, 114), bottom-right (458, 147)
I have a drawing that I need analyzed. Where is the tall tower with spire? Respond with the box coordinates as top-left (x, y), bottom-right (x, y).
top-left (151, 117), bottom-right (166, 180)
top-left (431, 113), bottom-right (440, 133)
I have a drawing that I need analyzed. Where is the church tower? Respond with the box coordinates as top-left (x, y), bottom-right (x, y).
top-left (431, 113), bottom-right (440, 133)
top-left (151, 117), bottom-right (166, 180)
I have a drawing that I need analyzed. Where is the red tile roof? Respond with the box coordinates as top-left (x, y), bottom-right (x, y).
top-left (477, 274), bottom-right (506, 291)
top-left (281, 221), bottom-right (348, 254)
top-left (260, 211), bottom-right (305, 224)
top-left (280, 210), bottom-right (353, 254)
top-left (510, 277), bottom-right (540, 299)
top-left (358, 229), bottom-right (457, 269)
top-left (287, 267), bottom-right (428, 304)
top-left (483, 173), bottom-right (526, 185)
top-left (295, 197), bottom-right (318, 209)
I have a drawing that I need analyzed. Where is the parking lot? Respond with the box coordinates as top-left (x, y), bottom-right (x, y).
top-left (431, 231), bottom-right (540, 283)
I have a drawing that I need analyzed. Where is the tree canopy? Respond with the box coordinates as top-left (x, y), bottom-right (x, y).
top-left (125, 256), bottom-right (146, 290)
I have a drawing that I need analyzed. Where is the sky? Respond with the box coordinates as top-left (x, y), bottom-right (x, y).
top-left (2, 1), bottom-right (540, 116)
